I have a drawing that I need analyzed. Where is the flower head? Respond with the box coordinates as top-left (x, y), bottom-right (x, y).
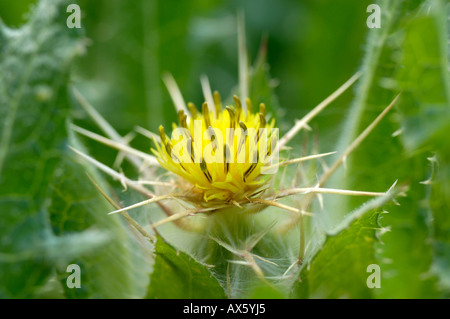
top-left (152, 94), bottom-right (278, 205)
top-left (69, 15), bottom-right (400, 291)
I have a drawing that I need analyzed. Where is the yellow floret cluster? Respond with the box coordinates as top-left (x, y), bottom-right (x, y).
top-left (152, 93), bottom-right (277, 204)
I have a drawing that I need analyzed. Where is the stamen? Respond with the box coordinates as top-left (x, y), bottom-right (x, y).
top-left (202, 102), bottom-right (212, 128)
top-left (224, 144), bottom-right (230, 173)
top-left (178, 110), bottom-right (187, 128)
top-left (244, 151), bottom-right (259, 181)
top-left (226, 106), bottom-right (236, 128)
top-left (259, 103), bottom-right (266, 116)
top-left (188, 136), bottom-right (195, 162)
top-left (213, 91), bottom-right (222, 115)
top-left (245, 97), bottom-right (253, 113)
top-left (259, 113), bottom-right (266, 128)
top-left (200, 159), bottom-right (212, 183)
top-left (233, 95), bottom-right (242, 122)
top-left (267, 133), bottom-right (278, 156)
top-left (237, 121), bottom-right (248, 156)
top-left (188, 102), bottom-right (199, 118)
top-left (244, 162), bottom-right (257, 181)
top-left (238, 121), bottom-right (248, 132)
top-left (210, 131), bottom-right (217, 153)
top-left (258, 113), bottom-right (266, 142)
top-left (159, 125), bottom-right (173, 156)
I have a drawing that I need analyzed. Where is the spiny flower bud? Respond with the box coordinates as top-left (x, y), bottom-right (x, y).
top-left (152, 94), bottom-right (278, 205)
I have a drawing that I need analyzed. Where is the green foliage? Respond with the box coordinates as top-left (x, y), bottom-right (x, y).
top-left (146, 236), bottom-right (226, 299)
top-left (292, 196), bottom-right (391, 298)
top-left (395, 1), bottom-right (450, 295)
top-left (49, 137), bottom-right (153, 298)
top-left (0, 0), bottom-right (85, 298)
top-left (323, 0), bottom-right (450, 298)
top-left (0, 0), bottom-right (152, 299)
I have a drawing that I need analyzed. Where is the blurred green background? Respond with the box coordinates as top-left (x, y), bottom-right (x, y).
top-left (1, 0), bottom-right (370, 146)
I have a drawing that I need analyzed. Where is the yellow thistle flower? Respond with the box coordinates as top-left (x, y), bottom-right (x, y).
top-left (70, 16), bottom-right (399, 277)
top-left (152, 94), bottom-right (277, 205)
top-left (71, 68), bottom-right (397, 229)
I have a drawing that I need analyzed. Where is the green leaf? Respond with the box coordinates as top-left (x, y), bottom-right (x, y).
top-left (396, 8), bottom-right (450, 152)
top-left (0, 0), bottom-right (84, 298)
top-left (393, 0), bottom-right (450, 295)
top-left (49, 138), bottom-right (153, 299)
top-left (146, 235), bottom-right (227, 299)
top-left (0, 0), bottom-right (153, 299)
top-left (246, 280), bottom-right (287, 299)
top-left (320, 0), bottom-right (448, 298)
top-left (429, 151), bottom-right (450, 295)
top-left (291, 195), bottom-right (392, 299)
